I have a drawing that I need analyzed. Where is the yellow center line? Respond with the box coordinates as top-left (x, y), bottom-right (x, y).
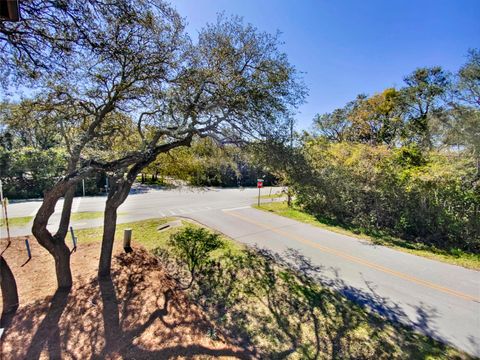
top-left (225, 210), bottom-right (480, 303)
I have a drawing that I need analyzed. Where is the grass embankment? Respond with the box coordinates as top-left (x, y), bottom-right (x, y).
top-left (71, 211), bottom-right (104, 221)
top-left (0, 211), bottom-right (106, 229)
top-left (254, 202), bottom-right (480, 270)
top-left (260, 192), bottom-right (286, 199)
top-left (73, 218), bottom-right (471, 359)
top-left (0, 212), bottom-right (108, 230)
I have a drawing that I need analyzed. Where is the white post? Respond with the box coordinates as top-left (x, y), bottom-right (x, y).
top-left (82, 179), bottom-right (85, 197)
top-left (0, 180), bottom-right (11, 243)
top-left (123, 229), bottom-right (133, 252)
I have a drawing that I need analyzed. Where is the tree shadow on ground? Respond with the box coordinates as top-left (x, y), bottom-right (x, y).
top-left (191, 246), bottom-right (465, 359)
top-left (1, 249), bottom-right (253, 359)
top-left (24, 288), bottom-right (70, 359)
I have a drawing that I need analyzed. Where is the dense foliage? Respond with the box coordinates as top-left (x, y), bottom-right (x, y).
top-left (142, 138), bottom-right (277, 187)
top-left (292, 141), bottom-right (479, 252)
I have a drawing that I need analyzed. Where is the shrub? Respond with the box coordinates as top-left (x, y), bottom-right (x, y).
top-left (168, 227), bottom-right (223, 286)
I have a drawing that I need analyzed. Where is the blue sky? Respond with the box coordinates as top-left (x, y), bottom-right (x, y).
top-left (173, 0), bottom-right (480, 129)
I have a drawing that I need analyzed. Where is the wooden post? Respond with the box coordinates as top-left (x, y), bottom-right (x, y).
top-left (123, 229), bottom-right (132, 253)
top-left (0, 181), bottom-right (11, 247)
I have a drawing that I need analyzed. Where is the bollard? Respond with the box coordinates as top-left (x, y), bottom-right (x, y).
top-left (123, 229), bottom-right (133, 253)
top-left (25, 238), bottom-right (31, 259)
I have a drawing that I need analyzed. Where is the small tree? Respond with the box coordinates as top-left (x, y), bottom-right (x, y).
top-left (168, 227), bottom-right (223, 287)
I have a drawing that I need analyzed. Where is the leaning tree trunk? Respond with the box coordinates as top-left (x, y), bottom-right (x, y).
top-left (98, 202), bottom-right (120, 278)
top-left (52, 186), bottom-right (76, 288)
top-left (97, 136), bottom-right (194, 278)
top-left (0, 255), bottom-right (19, 315)
top-left (98, 178), bottom-right (133, 278)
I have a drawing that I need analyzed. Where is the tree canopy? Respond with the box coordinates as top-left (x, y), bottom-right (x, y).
top-left (1, 1), bottom-right (305, 288)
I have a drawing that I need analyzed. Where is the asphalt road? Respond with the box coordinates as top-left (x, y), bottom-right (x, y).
top-left (2, 186), bottom-right (479, 356)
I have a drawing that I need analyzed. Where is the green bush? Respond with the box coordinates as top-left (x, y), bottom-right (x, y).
top-left (168, 227), bottom-right (223, 285)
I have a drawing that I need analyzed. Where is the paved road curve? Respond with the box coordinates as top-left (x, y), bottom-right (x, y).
top-left (2, 186), bottom-right (479, 356)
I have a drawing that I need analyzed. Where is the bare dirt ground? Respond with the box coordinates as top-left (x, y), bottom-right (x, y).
top-left (0, 237), bottom-right (253, 359)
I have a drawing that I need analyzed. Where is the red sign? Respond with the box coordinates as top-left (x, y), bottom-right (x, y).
top-left (257, 179), bottom-right (264, 188)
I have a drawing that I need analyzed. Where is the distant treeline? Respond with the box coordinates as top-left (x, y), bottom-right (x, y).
top-left (0, 137), bottom-right (276, 199)
top-left (0, 147), bottom-right (109, 198)
top-left (139, 138), bottom-right (277, 188)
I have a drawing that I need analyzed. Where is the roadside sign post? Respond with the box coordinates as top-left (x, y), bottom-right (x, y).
top-left (257, 179), bottom-right (264, 206)
top-left (0, 179), bottom-right (11, 244)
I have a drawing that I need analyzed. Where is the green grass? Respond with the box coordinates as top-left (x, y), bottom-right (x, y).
top-left (75, 217), bottom-right (243, 256)
top-left (0, 216), bottom-right (33, 228)
top-left (76, 218), bottom-right (177, 248)
top-left (260, 192), bottom-right (286, 199)
top-left (254, 202), bottom-right (480, 270)
top-left (70, 211), bottom-right (127, 221)
top-left (71, 211), bottom-right (104, 221)
top-left (185, 228), bottom-right (471, 359)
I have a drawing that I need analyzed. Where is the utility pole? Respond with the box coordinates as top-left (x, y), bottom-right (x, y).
top-left (287, 118), bottom-right (294, 207)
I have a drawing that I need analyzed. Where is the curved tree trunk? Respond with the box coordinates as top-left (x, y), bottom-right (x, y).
top-left (98, 176), bottom-right (133, 278)
top-left (98, 203), bottom-right (119, 278)
top-left (98, 136), bottom-right (193, 278)
top-left (0, 255), bottom-right (19, 315)
top-left (53, 242), bottom-right (73, 289)
top-left (33, 182), bottom-right (77, 290)
top-left (52, 186), bottom-right (75, 289)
